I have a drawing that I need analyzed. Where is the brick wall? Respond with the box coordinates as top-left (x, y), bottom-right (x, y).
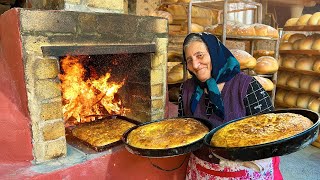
top-left (14, 9), bottom-right (168, 163)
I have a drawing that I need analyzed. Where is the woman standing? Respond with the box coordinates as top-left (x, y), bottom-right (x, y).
top-left (178, 32), bottom-right (283, 179)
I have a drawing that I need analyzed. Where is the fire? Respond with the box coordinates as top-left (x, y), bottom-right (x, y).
top-left (59, 56), bottom-right (129, 124)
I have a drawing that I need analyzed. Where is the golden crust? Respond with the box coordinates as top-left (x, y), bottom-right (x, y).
top-left (211, 113), bottom-right (313, 147)
top-left (72, 118), bottom-right (136, 147)
top-left (127, 118), bottom-right (209, 149)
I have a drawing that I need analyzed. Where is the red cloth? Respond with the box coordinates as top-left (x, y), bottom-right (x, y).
top-left (273, 157), bottom-right (283, 180)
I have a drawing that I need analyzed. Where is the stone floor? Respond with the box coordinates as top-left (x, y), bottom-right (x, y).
top-left (280, 145), bottom-right (320, 180)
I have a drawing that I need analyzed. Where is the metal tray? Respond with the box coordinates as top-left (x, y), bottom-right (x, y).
top-left (66, 115), bottom-right (140, 153)
top-left (122, 117), bottom-right (214, 158)
top-left (203, 109), bottom-right (320, 161)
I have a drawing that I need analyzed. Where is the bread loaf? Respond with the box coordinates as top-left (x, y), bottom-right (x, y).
top-left (279, 42), bottom-right (293, 50)
top-left (312, 38), bottom-right (320, 50)
top-left (230, 49), bottom-right (256, 69)
top-left (178, 0), bottom-right (191, 3)
top-left (296, 14), bottom-right (313, 26)
top-left (287, 75), bottom-right (301, 88)
top-left (277, 72), bottom-right (290, 86)
top-left (284, 91), bottom-right (299, 107)
top-left (254, 76), bottom-right (274, 91)
top-left (309, 79), bottom-right (320, 93)
top-left (298, 37), bottom-right (314, 50)
top-left (313, 60), bottom-right (320, 72)
top-left (254, 56), bottom-right (279, 74)
top-left (295, 57), bottom-right (314, 70)
top-left (167, 63), bottom-right (184, 84)
top-left (281, 33), bottom-right (293, 42)
top-left (282, 55), bottom-right (297, 68)
top-left (297, 94), bottom-right (314, 108)
top-left (275, 89), bottom-right (287, 103)
top-left (292, 39), bottom-right (302, 50)
top-left (288, 33), bottom-right (306, 44)
top-left (308, 98), bottom-right (320, 112)
top-left (308, 12), bottom-right (320, 25)
top-left (163, 0), bottom-right (178, 2)
top-left (149, 11), bottom-right (173, 24)
top-left (253, 24), bottom-right (278, 38)
top-left (284, 18), bottom-right (299, 27)
top-left (236, 25), bottom-right (256, 36)
top-left (182, 23), bottom-right (204, 33)
top-left (299, 76), bottom-right (314, 90)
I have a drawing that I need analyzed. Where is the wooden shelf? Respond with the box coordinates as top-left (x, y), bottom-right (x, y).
top-left (279, 50), bottom-right (320, 55)
top-left (278, 67), bottom-right (320, 76)
top-left (284, 25), bottom-right (320, 32)
top-left (276, 85), bottom-right (320, 97)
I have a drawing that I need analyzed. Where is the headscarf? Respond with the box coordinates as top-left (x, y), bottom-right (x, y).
top-left (182, 33), bottom-right (240, 119)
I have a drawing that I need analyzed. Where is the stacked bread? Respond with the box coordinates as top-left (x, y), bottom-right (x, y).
top-left (253, 56), bottom-right (279, 75)
top-left (277, 71), bottom-right (319, 93)
top-left (280, 55), bottom-right (318, 72)
top-left (205, 22), bottom-right (279, 38)
top-left (284, 12), bottom-right (320, 27)
top-left (167, 63), bottom-right (192, 84)
top-left (280, 33), bottom-right (320, 50)
top-left (229, 49), bottom-right (257, 69)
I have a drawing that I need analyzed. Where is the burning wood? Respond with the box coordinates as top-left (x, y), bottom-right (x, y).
top-left (59, 56), bottom-right (129, 125)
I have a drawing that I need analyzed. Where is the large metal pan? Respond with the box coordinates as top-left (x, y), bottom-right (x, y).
top-left (203, 109), bottom-right (319, 161)
top-left (122, 117), bottom-right (214, 158)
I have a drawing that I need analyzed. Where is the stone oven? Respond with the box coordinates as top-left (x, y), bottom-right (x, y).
top-left (0, 8), bottom-right (168, 165)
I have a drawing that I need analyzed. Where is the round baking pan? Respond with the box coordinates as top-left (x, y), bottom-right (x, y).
top-left (203, 109), bottom-right (320, 161)
top-left (122, 117), bottom-right (214, 158)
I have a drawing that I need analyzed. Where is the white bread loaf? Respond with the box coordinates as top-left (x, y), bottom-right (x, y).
top-left (281, 33), bottom-right (293, 42)
top-left (309, 79), bottom-right (320, 93)
top-left (167, 64), bottom-right (186, 84)
top-left (275, 89), bottom-right (287, 103)
top-left (313, 60), bottom-right (320, 72)
top-left (254, 76), bottom-right (274, 91)
top-left (288, 33), bottom-right (306, 44)
top-left (296, 14), bottom-right (313, 26)
top-left (253, 23), bottom-right (278, 38)
top-left (286, 75), bottom-right (301, 88)
top-left (308, 98), bottom-right (320, 112)
top-left (254, 56), bottom-right (279, 74)
top-left (298, 37), bottom-right (314, 50)
top-left (311, 38), bottom-right (320, 50)
top-left (149, 11), bottom-right (173, 24)
top-left (279, 42), bottom-right (293, 50)
top-left (236, 25), bottom-right (256, 36)
top-left (295, 57), bottom-right (315, 70)
top-left (284, 18), bottom-right (299, 27)
top-left (300, 76), bottom-right (315, 90)
top-left (181, 23), bottom-right (204, 33)
top-left (282, 55), bottom-right (297, 68)
top-left (292, 39), bottom-right (303, 50)
top-left (297, 94), bottom-right (315, 108)
top-left (230, 49), bottom-right (256, 69)
top-left (284, 91), bottom-right (299, 107)
top-left (308, 12), bottom-right (320, 25)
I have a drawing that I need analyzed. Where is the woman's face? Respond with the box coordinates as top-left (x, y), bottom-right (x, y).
top-left (185, 41), bottom-right (212, 82)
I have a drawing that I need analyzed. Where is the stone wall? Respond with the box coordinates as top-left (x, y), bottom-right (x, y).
top-left (16, 9), bottom-right (168, 163)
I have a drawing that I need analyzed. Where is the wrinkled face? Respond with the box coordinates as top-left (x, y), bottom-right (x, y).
top-left (185, 41), bottom-right (212, 82)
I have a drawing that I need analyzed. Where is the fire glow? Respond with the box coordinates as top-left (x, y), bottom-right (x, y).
top-left (59, 56), bottom-right (129, 124)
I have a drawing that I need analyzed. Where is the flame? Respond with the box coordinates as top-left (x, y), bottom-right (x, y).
top-left (59, 56), bottom-right (129, 124)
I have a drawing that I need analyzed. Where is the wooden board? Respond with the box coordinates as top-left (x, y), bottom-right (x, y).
top-left (278, 67), bottom-right (320, 76)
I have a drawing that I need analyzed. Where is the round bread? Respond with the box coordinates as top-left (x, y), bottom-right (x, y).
top-left (296, 14), bottom-right (313, 26)
top-left (205, 23), bottom-right (234, 36)
top-left (311, 38), bottom-right (320, 50)
top-left (308, 12), bottom-right (320, 25)
top-left (254, 56), bottom-right (279, 74)
top-left (299, 76), bottom-right (315, 90)
top-left (167, 64), bottom-right (184, 84)
top-left (246, 57), bottom-right (257, 69)
top-left (281, 33), bottom-right (293, 42)
top-left (253, 50), bottom-right (275, 56)
top-left (277, 72), bottom-right (291, 86)
top-left (288, 33), bottom-right (306, 44)
top-left (252, 24), bottom-right (278, 38)
top-left (282, 55), bottom-right (297, 68)
top-left (295, 57), bottom-right (314, 70)
top-left (230, 49), bottom-right (256, 69)
top-left (149, 10), bottom-right (173, 24)
top-left (308, 98), bottom-right (320, 112)
top-left (284, 18), bottom-right (299, 27)
top-left (275, 89), bottom-right (287, 103)
top-left (284, 91), bottom-right (299, 107)
top-left (182, 23), bottom-right (204, 33)
top-left (313, 60), bottom-right (320, 72)
top-left (298, 37), bottom-right (314, 50)
top-left (297, 94), bottom-right (314, 108)
top-left (236, 24), bottom-right (256, 36)
top-left (254, 76), bottom-right (274, 91)
top-left (286, 75), bottom-right (301, 88)
top-left (309, 79), bottom-right (320, 93)
top-left (168, 51), bottom-right (182, 62)
top-left (292, 39), bottom-right (303, 50)
top-left (279, 42), bottom-right (293, 50)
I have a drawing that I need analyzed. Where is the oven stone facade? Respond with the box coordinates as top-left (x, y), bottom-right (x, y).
top-left (0, 8), bottom-right (168, 163)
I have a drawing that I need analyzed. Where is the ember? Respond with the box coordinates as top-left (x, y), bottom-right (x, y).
top-left (59, 56), bottom-right (129, 124)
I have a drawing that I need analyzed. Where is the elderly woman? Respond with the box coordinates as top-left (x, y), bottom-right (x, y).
top-left (178, 32), bottom-right (283, 179)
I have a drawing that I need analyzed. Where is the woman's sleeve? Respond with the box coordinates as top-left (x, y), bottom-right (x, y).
top-left (244, 78), bottom-right (274, 116)
top-left (178, 83), bottom-right (184, 117)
